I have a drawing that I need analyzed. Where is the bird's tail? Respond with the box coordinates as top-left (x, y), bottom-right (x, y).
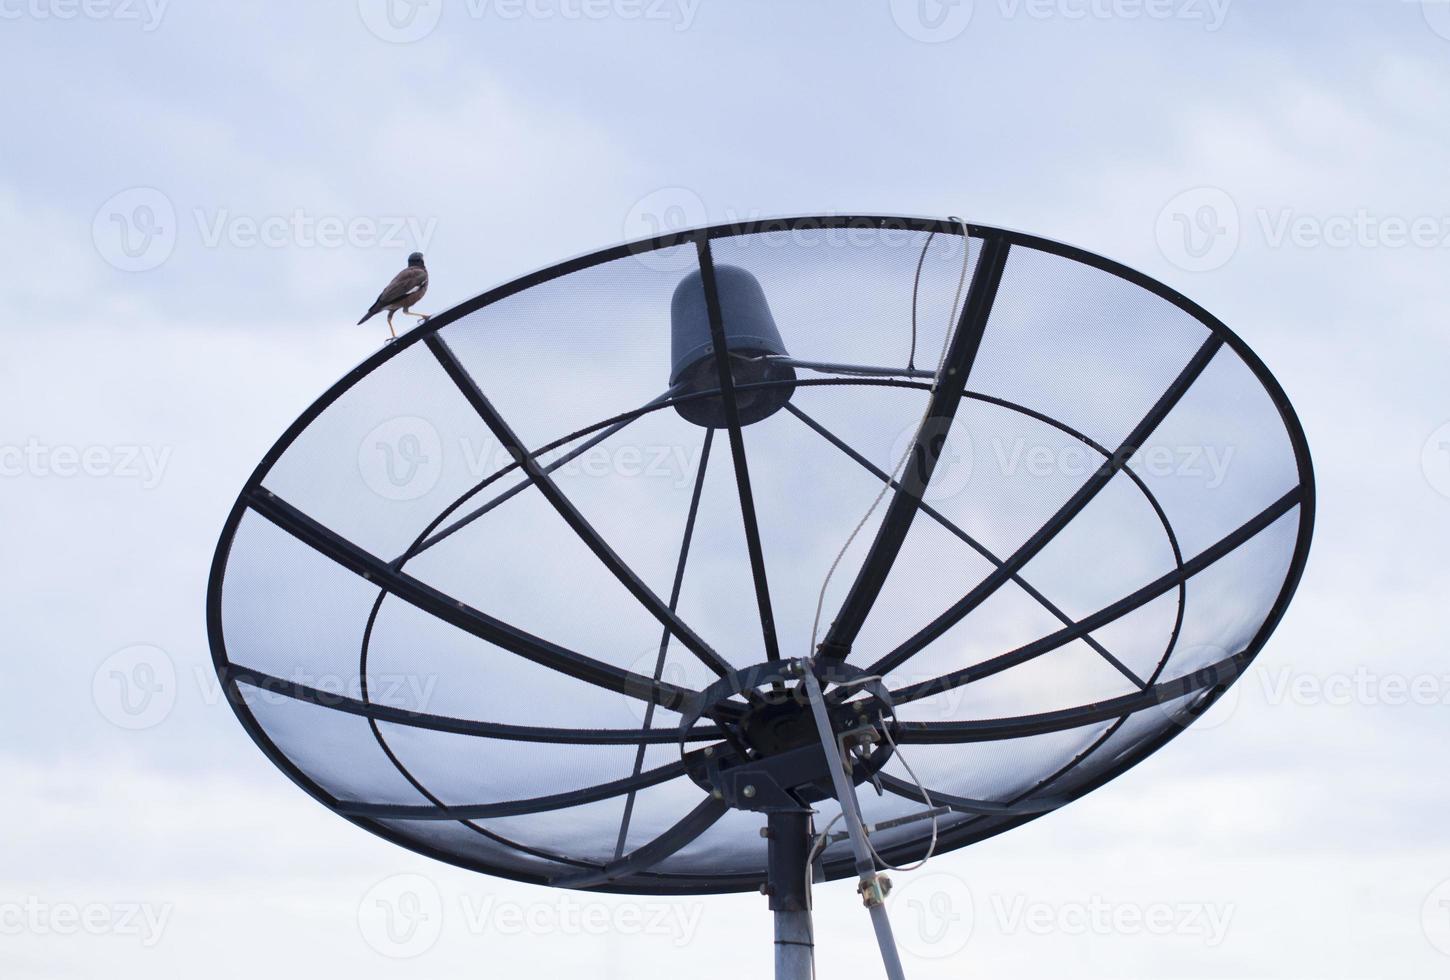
top-left (358, 306), bottom-right (379, 325)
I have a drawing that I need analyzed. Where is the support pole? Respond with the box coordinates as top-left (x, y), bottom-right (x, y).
top-left (800, 663), bottom-right (908, 980)
top-left (766, 810), bottom-right (814, 980)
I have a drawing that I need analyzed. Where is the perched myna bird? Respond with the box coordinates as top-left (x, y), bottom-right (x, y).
top-left (359, 252), bottom-right (430, 339)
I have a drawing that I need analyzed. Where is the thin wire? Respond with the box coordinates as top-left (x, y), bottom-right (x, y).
top-left (866, 710), bottom-right (939, 873)
top-left (907, 230), bottom-right (937, 371)
top-left (808, 218), bottom-right (973, 660)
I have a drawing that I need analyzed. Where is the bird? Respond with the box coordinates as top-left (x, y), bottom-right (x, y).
top-left (358, 251), bottom-right (430, 340)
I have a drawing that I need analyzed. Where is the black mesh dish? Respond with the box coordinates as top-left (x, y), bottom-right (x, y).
top-left (208, 216), bottom-right (1314, 895)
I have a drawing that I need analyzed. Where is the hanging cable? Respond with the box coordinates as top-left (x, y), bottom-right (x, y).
top-left (808, 217), bottom-right (972, 661)
top-left (907, 229), bottom-right (937, 372)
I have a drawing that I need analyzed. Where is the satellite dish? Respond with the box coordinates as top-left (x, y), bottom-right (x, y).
top-left (208, 216), bottom-right (1314, 978)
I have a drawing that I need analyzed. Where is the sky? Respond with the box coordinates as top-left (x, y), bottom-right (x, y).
top-left (3, 1), bottom-right (1450, 977)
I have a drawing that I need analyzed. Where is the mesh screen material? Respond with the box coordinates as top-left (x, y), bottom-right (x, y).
top-left (210, 219), bottom-right (1311, 893)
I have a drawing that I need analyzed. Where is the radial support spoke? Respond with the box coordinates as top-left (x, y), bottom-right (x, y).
top-left (408, 387), bottom-right (679, 561)
top-left (785, 403), bottom-right (1146, 689)
top-left (616, 427), bottom-right (715, 860)
top-left (425, 333), bottom-right (732, 678)
top-left (874, 772), bottom-right (1062, 817)
top-left (819, 235), bottom-right (1009, 664)
top-left (695, 236), bottom-right (782, 662)
top-left (227, 665), bottom-right (723, 744)
top-left (890, 649), bottom-right (1248, 745)
top-left (334, 758), bottom-right (694, 821)
top-left (555, 795), bottom-right (729, 889)
top-left (886, 486), bottom-right (1298, 710)
top-left (868, 333), bottom-right (1226, 679)
top-left (245, 488), bottom-right (708, 714)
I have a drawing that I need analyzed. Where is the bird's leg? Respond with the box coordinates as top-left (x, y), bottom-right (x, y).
top-left (403, 309), bottom-right (431, 322)
top-left (387, 311), bottom-right (397, 339)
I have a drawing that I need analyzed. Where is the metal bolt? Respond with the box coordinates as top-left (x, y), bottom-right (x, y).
top-left (742, 784), bottom-right (757, 799)
top-left (704, 745), bottom-right (714, 757)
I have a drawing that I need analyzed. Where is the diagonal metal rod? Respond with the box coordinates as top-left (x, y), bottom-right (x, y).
top-left (867, 333), bottom-right (1226, 679)
top-left (226, 665), bottom-right (723, 744)
top-left (425, 333), bottom-right (733, 678)
top-left (819, 235), bottom-right (1009, 663)
top-left (800, 663), bottom-right (907, 980)
top-left (407, 388), bottom-right (679, 561)
top-left (246, 488), bottom-right (705, 713)
top-left (560, 795), bottom-right (729, 889)
top-left (889, 485), bottom-right (1301, 706)
top-left (785, 402), bottom-right (1146, 689)
top-left (695, 236), bottom-right (782, 662)
top-left (333, 757), bottom-right (692, 820)
top-left (615, 427), bottom-right (715, 860)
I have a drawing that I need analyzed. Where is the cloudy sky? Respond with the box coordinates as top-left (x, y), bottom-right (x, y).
top-left (4, 1), bottom-right (1449, 977)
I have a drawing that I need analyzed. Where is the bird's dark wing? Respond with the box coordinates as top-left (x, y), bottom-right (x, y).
top-left (372, 265), bottom-right (428, 309)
